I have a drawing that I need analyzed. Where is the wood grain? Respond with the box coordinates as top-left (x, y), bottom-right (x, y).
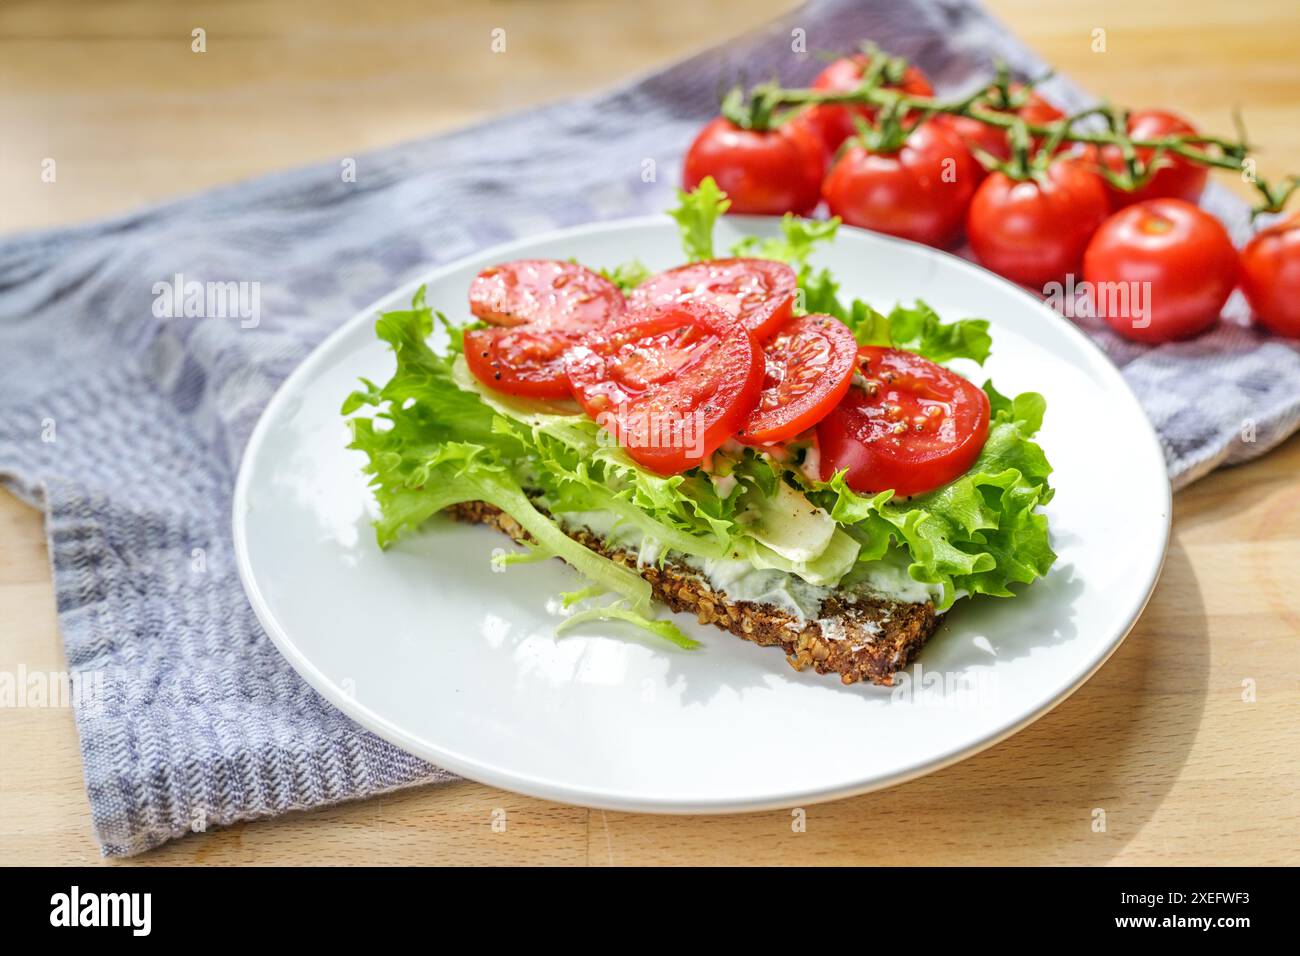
top-left (1, 0), bottom-right (1297, 866)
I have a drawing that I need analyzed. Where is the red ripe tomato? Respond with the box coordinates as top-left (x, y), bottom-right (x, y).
top-left (967, 157), bottom-right (1110, 287)
top-left (1018, 91), bottom-right (1067, 129)
top-left (822, 121), bottom-right (979, 248)
top-left (1240, 214), bottom-right (1300, 338)
top-left (737, 314), bottom-right (859, 445)
top-left (1097, 109), bottom-right (1209, 208)
top-left (683, 117), bottom-right (824, 216)
top-left (937, 85), bottom-right (1065, 172)
top-left (564, 302), bottom-right (762, 474)
top-left (468, 259), bottom-right (626, 329)
top-left (802, 54), bottom-right (934, 155)
top-left (464, 325), bottom-right (584, 398)
top-left (817, 347), bottom-right (990, 497)
top-left (1082, 198), bottom-right (1237, 344)
top-left (629, 258), bottom-right (796, 341)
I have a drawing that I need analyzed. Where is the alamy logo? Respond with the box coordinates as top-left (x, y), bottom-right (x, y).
top-left (1042, 274), bottom-right (1152, 329)
top-left (152, 273), bottom-right (260, 328)
top-left (49, 886), bottom-right (151, 936)
top-left (889, 663), bottom-right (999, 709)
top-left (0, 664), bottom-right (103, 713)
top-left (594, 404), bottom-right (705, 459)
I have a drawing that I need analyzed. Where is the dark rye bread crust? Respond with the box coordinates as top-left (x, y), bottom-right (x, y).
top-left (445, 500), bottom-right (938, 686)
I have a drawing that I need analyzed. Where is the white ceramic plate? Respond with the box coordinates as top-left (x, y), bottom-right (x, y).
top-left (233, 216), bottom-right (1170, 813)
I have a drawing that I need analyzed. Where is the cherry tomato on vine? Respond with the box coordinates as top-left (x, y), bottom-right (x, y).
top-left (737, 313), bottom-right (859, 445)
top-left (1240, 214), bottom-right (1300, 339)
top-left (1096, 109), bottom-right (1209, 208)
top-left (822, 121), bottom-right (978, 249)
top-left (464, 325), bottom-right (585, 399)
top-left (966, 157), bottom-right (1110, 287)
top-left (468, 260), bottom-right (626, 329)
top-left (801, 54), bottom-right (934, 155)
top-left (1082, 198), bottom-right (1237, 344)
top-left (564, 301), bottom-right (763, 474)
top-left (683, 117), bottom-right (824, 216)
top-left (816, 347), bottom-right (990, 497)
top-left (936, 85), bottom-right (1065, 173)
top-left (629, 258), bottom-right (796, 341)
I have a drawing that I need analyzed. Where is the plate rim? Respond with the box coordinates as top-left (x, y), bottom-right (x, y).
top-left (231, 214), bottom-right (1172, 813)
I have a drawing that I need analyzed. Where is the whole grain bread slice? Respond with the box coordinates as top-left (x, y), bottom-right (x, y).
top-left (445, 500), bottom-right (938, 686)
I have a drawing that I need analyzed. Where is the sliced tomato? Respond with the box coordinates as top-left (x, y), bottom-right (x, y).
top-left (564, 302), bottom-right (762, 474)
top-left (468, 259), bottom-right (626, 329)
top-left (737, 314), bottom-right (858, 445)
top-left (629, 258), bottom-right (796, 341)
top-left (817, 347), bottom-right (990, 497)
top-left (464, 325), bottom-right (583, 399)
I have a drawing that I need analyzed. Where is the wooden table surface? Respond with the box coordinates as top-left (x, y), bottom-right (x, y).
top-left (2, 0), bottom-right (1297, 866)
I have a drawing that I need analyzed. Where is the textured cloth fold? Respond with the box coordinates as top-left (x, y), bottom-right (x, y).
top-left (0, 0), bottom-right (1291, 856)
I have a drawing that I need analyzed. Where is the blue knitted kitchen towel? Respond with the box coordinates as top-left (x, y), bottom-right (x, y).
top-left (1, 0), bottom-right (1295, 856)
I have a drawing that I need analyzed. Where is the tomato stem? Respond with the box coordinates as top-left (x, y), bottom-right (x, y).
top-left (747, 46), bottom-right (1290, 212)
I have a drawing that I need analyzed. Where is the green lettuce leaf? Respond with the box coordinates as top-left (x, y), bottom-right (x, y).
top-left (801, 385), bottom-right (1055, 610)
top-left (668, 176), bottom-right (730, 261)
top-left (814, 293), bottom-right (992, 365)
top-left (879, 301), bottom-right (992, 365)
top-left (556, 602), bottom-right (701, 649)
top-left (344, 288), bottom-right (693, 646)
top-left (598, 259), bottom-right (650, 293)
top-left (730, 214), bottom-right (841, 269)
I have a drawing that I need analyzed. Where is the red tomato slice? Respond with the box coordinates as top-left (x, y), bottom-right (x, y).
top-left (564, 302), bottom-right (762, 474)
top-left (468, 259), bottom-right (626, 329)
top-left (629, 258), bottom-right (796, 341)
top-left (464, 325), bottom-right (583, 399)
top-left (737, 314), bottom-right (858, 445)
top-left (817, 347), bottom-right (990, 497)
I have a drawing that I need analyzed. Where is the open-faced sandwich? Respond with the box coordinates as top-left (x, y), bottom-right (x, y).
top-left (343, 179), bottom-right (1055, 686)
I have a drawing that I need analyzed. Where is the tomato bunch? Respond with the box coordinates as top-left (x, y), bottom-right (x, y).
top-left (463, 257), bottom-right (988, 495)
top-left (683, 56), bottom-right (1123, 288)
top-left (681, 51), bottom-right (1300, 345)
